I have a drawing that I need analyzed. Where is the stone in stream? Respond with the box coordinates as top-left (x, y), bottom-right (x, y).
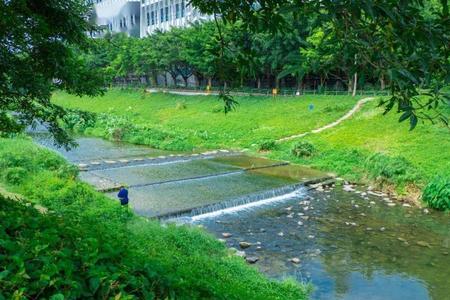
top-left (285, 206), bottom-right (293, 211)
top-left (402, 203), bottom-right (412, 207)
top-left (290, 257), bottom-right (301, 264)
top-left (380, 227), bottom-right (386, 232)
top-left (343, 185), bottom-right (355, 192)
top-left (316, 186), bottom-right (324, 192)
top-left (387, 203), bottom-right (396, 207)
top-left (423, 209), bottom-right (430, 214)
top-left (239, 242), bottom-right (252, 249)
top-left (297, 221), bottom-right (304, 226)
top-left (90, 161), bottom-right (101, 165)
top-left (222, 233), bottom-right (233, 238)
top-left (246, 256), bottom-right (259, 264)
top-left (119, 159), bottom-right (129, 163)
top-left (78, 163), bottom-right (88, 168)
top-left (235, 251), bottom-right (246, 258)
top-left (105, 160), bottom-right (116, 164)
top-left (308, 235), bottom-right (315, 239)
top-left (278, 232), bottom-right (284, 237)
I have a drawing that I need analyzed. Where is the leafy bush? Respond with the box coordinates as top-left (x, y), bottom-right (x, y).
top-left (291, 141), bottom-right (316, 158)
top-left (3, 167), bottom-right (27, 184)
top-left (422, 176), bottom-right (450, 210)
top-left (257, 139), bottom-right (277, 151)
top-left (62, 109), bottom-right (96, 132)
top-left (364, 153), bottom-right (420, 185)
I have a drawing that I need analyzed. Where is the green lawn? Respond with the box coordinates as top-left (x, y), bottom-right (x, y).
top-left (53, 88), bottom-right (449, 200)
top-left (53, 89), bottom-right (361, 149)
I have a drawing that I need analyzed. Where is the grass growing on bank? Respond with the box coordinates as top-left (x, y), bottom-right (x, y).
top-left (52, 89), bottom-right (450, 206)
top-left (0, 137), bottom-right (309, 300)
top-left (53, 89), bottom-right (360, 150)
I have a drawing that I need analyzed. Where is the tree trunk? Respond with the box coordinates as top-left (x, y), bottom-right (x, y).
top-left (296, 74), bottom-right (302, 94)
top-left (257, 77), bottom-right (261, 89)
top-left (208, 77), bottom-right (212, 88)
top-left (275, 76), bottom-right (280, 90)
top-left (352, 72), bottom-right (358, 97)
top-left (347, 77), bottom-right (352, 94)
top-left (380, 75), bottom-right (385, 90)
top-left (164, 73), bottom-right (168, 87)
top-left (183, 76), bottom-right (188, 87)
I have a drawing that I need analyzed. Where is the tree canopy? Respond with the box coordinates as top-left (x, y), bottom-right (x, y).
top-left (0, 0), bottom-right (105, 147)
top-left (191, 0), bottom-right (450, 128)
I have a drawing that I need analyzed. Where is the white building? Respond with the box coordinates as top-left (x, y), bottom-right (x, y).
top-left (90, 0), bottom-right (141, 37)
top-left (140, 0), bottom-right (213, 38)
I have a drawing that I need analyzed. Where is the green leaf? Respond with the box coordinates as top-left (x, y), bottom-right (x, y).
top-left (409, 114), bottom-right (418, 130)
top-left (50, 294), bottom-right (65, 300)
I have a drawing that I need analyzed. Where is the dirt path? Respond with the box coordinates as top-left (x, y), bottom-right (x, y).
top-left (277, 97), bottom-right (375, 142)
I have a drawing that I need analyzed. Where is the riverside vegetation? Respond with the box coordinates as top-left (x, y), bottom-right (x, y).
top-left (53, 89), bottom-right (450, 210)
top-left (0, 138), bottom-right (309, 299)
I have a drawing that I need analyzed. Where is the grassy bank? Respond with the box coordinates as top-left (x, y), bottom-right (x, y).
top-left (0, 137), bottom-right (308, 299)
top-left (52, 89), bottom-right (450, 207)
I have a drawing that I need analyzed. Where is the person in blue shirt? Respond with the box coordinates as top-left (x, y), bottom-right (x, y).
top-left (117, 186), bottom-right (129, 206)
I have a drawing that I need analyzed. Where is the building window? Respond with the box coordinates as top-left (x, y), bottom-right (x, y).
top-left (147, 12), bottom-right (150, 26)
top-left (165, 7), bottom-right (169, 21)
top-left (181, 0), bottom-right (185, 17)
top-left (151, 11), bottom-right (155, 25)
top-left (160, 8), bottom-right (164, 22)
top-left (175, 3), bottom-right (180, 18)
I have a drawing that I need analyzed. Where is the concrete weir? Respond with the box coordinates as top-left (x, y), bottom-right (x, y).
top-left (32, 133), bottom-right (330, 219)
top-left (77, 150), bottom-right (330, 219)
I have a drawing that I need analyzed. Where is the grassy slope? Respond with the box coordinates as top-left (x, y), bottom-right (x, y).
top-left (0, 138), bottom-right (308, 300)
top-left (53, 89), bottom-right (360, 149)
top-left (53, 89), bottom-right (449, 197)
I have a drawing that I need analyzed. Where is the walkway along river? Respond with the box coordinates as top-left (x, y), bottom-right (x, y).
top-left (33, 134), bottom-right (450, 300)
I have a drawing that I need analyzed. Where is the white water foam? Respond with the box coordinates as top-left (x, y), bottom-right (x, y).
top-left (190, 188), bottom-right (306, 222)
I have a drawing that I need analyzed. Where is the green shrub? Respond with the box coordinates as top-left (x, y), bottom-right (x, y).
top-left (422, 176), bottom-right (450, 210)
top-left (364, 153), bottom-right (420, 185)
top-left (291, 141), bottom-right (316, 158)
top-left (3, 167), bottom-right (27, 184)
top-left (257, 140), bottom-right (277, 151)
top-left (62, 109), bottom-right (96, 132)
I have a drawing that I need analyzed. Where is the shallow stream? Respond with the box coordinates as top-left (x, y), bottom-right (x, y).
top-left (33, 135), bottom-right (450, 300)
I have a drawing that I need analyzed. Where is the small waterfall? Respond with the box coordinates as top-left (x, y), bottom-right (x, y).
top-left (162, 183), bottom-right (306, 222)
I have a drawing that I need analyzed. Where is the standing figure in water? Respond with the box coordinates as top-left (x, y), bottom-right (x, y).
top-left (117, 186), bottom-right (129, 206)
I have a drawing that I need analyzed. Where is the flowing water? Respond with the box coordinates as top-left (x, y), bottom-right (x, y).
top-left (32, 135), bottom-right (450, 300)
top-left (193, 187), bottom-right (450, 300)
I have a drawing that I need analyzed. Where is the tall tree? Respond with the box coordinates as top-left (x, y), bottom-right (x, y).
top-left (191, 0), bottom-right (450, 128)
top-left (0, 0), bottom-right (105, 147)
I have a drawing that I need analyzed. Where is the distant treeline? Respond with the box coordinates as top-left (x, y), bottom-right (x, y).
top-left (83, 20), bottom-right (392, 94)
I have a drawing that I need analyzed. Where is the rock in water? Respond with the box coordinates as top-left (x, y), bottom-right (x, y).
top-left (290, 257), bottom-right (301, 264)
top-left (239, 242), bottom-right (252, 249)
top-left (246, 256), bottom-right (259, 264)
top-left (235, 251), bottom-right (246, 258)
top-left (222, 233), bottom-right (233, 238)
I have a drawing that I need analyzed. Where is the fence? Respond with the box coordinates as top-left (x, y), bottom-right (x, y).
top-left (111, 82), bottom-right (391, 97)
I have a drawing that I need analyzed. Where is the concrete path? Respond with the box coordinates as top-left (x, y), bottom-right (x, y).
top-left (277, 97), bottom-right (375, 142)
